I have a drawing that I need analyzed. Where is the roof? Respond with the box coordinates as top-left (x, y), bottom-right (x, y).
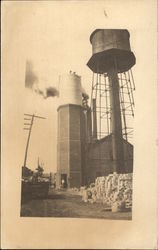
top-left (89, 134), bottom-right (133, 147)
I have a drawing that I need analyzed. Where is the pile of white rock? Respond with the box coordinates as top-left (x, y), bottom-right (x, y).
top-left (81, 172), bottom-right (133, 212)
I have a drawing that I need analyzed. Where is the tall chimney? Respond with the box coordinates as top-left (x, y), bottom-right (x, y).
top-left (87, 107), bottom-right (92, 142)
top-left (92, 98), bottom-right (97, 140)
top-left (108, 66), bottom-right (124, 173)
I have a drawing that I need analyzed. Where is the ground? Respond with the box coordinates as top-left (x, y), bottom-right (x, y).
top-left (21, 188), bottom-right (132, 220)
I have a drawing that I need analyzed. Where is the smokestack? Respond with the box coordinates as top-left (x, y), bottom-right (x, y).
top-left (87, 107), bottom-right (92, 142)
top-left (108, 66), bottom-right (124, 173)
top-left (92, 98), bottom-right (97, 140)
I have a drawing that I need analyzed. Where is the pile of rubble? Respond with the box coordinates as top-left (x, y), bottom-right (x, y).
top-left (81, 172), bottom-right (132, 212)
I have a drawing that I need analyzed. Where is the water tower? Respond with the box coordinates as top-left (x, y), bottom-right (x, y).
top-left (87, 29), bottom-right (136, 173)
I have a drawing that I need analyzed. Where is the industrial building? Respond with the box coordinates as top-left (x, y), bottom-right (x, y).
top-left (56, 29), bottom-right (135, 188)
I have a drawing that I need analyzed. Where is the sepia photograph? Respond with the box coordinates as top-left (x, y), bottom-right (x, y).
top-left (1, 0), bottom-right (157, 249)
top-left (21, 28), bottom-right (135, 220)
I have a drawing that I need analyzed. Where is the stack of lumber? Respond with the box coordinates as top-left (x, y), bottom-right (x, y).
top-left (81, 173), bottom-right (133, 211)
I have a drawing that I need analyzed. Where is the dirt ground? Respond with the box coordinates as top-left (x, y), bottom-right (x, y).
top-left (20, 188), bottom-right (132, 220)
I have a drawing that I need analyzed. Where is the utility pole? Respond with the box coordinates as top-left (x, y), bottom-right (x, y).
top-left (23, 113), bottom-right (46, 168)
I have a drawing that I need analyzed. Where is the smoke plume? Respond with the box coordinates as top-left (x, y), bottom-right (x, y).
top-left (25, 60), bottom-right (38, 89)
top-left (45, 87), bottom-right (59, 98)
top-left (25, 60), bottom-right (59, 99)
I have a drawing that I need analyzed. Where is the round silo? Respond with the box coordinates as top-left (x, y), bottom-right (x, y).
top-left (59, 73), bottom-right (82, 106)
top-left (56, 72), bottom-right (85, 189)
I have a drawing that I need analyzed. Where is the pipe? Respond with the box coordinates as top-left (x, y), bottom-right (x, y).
top-left (108, 65), bottom-right (125, 173)
top-left (87, 107), bottom-right (92, 142)
top-left (92, 98), bottom-right (97, 140)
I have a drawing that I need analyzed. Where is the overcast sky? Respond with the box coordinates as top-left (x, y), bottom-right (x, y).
top-left (2, 0), bottom-right (157, 174)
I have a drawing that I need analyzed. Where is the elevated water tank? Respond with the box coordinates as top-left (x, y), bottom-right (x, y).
top-left (87, 29), bottom-right (136, 73)
top-left (59, 73), bottom-right (82, 106)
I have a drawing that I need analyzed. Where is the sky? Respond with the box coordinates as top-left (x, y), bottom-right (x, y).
top-left (2, 0), bottom-right (157, 174)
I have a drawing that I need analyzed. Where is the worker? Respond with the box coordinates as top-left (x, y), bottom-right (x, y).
top-left (61, 179), bottom-right (65, 188)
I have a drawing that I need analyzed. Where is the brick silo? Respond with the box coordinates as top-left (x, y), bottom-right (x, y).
top-left (56, 72), bottom-right (86, 188)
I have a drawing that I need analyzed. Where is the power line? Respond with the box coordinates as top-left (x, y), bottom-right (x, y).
top-left (23, 113), bottom-right (46, 168)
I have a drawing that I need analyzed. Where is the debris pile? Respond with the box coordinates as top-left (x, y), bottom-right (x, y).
top-left (81, 173), bottom-right (133, 212)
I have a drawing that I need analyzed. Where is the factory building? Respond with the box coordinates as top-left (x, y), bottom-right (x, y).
top-left (56, 29), bottom-right (135, 188)
top-left (86, 136), bottom-right (133, 185)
